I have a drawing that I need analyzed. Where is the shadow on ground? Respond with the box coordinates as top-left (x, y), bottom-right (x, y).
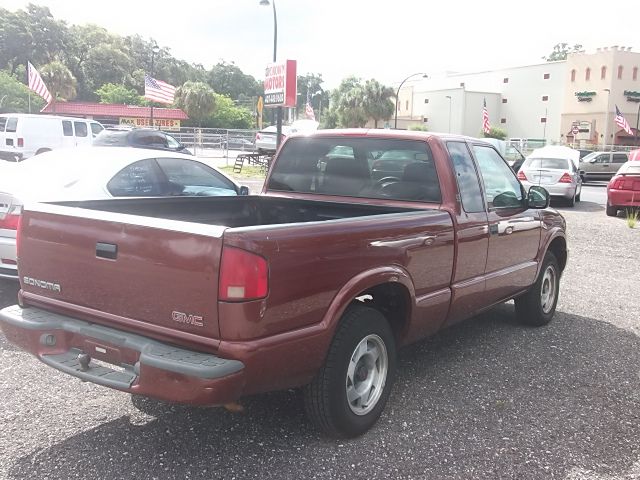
top-left (8, 306), bottom-right (640, 480)
top-left (555, 200), bottom-right (604, 213)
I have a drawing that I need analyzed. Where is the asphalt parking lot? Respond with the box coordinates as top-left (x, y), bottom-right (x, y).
top-left (1, 193), bottom-right (639, 480)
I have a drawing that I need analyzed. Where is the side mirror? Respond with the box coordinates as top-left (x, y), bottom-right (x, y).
top-left (527, 186), bottom-right (550, 209)
top-left (239, 186), bottom-right (250, 196)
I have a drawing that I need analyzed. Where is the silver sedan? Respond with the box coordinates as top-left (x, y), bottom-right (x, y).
top-left (517, 157), bottom-right (582, 207)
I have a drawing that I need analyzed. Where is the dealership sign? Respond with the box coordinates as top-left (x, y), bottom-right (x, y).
top-left (264, 60), bottom-right (297, 107)
top-left (119, 117), bottom-right (181, 130)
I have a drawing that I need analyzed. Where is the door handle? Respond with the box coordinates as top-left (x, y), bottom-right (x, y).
top-left (96, 242), bottom-right (118, 260)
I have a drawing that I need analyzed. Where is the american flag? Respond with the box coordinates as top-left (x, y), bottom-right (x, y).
top-left (144, 74), bottom-right (176, 104)
top-left (27, 61), bottom-right (52, 104)
top-left (305, 102), bottom-right (315, 121)
top-left (615, 105), bottom-right (633, 135)
top-left (482, 98), bottom-right (491, 134)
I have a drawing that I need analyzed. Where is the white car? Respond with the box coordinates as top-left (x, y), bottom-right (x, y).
top-left (255, 119), bottom-right (319, 154)
top-left (0, 114), bottom-right (104, 161)
top-left (0, 147), bottom-right (247, 279)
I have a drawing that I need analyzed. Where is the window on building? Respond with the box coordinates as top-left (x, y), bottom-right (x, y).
top-left (540, 117), bottom-right (547, 123)
top-left (423, 118), bottom-right (428, 123)
top-left (500, 118), bottom-right (506, 124)
top-left (542, 95), bottom-right (549, 101)
top-left (543, 73), bottom-right (550, 79)
top-left (502, 98), bottom-right (507, 104)
top-left (571, 69), bottom-right (576, 82)
top-left (424, 98), bottom-right (429, 104)
top-left (503, 77), bottom-right (509, 83)
top-left (460, 82), bottom-right (465, 88)
top-left (634, 67), bottom-right (638, 81)
top-left (405, 100), bottom-right (409, 110)
top-left (618, 66), bottom-right (623, 79)
top-left (601, 66), bottom-right (607, 79)
top-left (586, 68), bottom-right (591, 81)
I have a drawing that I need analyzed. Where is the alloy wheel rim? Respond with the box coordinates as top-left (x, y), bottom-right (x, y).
top-left (345, 334), bottom-right (388, 416)
top-left (540, 265), bottom-right (557, 314)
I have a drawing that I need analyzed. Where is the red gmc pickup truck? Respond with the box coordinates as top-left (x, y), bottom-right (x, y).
top-left (0, 130), bottom-right (567, 437)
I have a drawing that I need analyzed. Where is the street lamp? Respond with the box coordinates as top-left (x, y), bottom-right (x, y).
top-left (445, 95), bottom-right (452, 133)
top-left (394, 73), bottom-right (428, 129)
top-left (602, 88), bottom-right (611, 150)
top-left (260, 0), bottom-right (282, 149)
top-left (150, 42), bottom-right (160, 128)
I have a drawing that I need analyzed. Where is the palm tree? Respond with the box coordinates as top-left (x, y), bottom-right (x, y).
top-left (363, 79), bottom-right (395, 129)
top-left (174, 81), bottom-right (216, 128)
top-left (40, 61), bottom-right (77, 112)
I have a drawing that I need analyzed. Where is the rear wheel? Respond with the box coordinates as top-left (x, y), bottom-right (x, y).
top-left (566, 192), bottom-right (576, 207)
top-left (515, 251), bottom-right (560, 327)
top-left (304, 304), bottom-right (396, 438)
top-left (35, 148), bottom-right (51, 155)
top-left (606, 203), bottom-right (618, 217)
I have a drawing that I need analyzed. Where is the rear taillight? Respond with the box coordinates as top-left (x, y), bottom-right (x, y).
top-left (218, 247), bottom-right (268, 301)
top-left (517, 170), bottom-right (527, 181)
top-left (15, 214), bottom-right (22, 258)
top-left (611, 177), bottom-right (625, 189)
top-left (612, 176), bottom-right (640, 191)
top-left (0, 205), bottom-right (21, 230)
top-left (558, 173), bottom-right (573, 183)
top-left (17, 138), bottom-right (24, 147)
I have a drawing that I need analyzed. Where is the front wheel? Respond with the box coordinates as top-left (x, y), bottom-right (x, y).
top-left (303, 304), bottom-right (396, 438)
top-left (515, 251), bottom-right (560, 326)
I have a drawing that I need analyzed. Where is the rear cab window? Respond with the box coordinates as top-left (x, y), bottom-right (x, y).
top-left (268, 137), bottom-right (441, 203)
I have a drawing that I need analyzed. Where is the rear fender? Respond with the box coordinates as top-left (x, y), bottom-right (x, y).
top-left (320, 265), bottom-right (415, 336)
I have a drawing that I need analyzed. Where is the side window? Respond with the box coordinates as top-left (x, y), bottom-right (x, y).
top-left (90, 123), bottom-right (104, 136)
top-left (0, 117), bottom-right (7, 132)
top-left (473, 145), bottom-right (523, 209)
top-left (595, 154), bottom-right (609, 163)
top-left (155, 158), bottom-right (237, 196)
top-left (612, 154), bottom-right (627, 164)
top-left (165, 134), bottom-right (181, 149)
top-left (74, 121), bottom-right (88, 138)
top-left (5, 117), bottom-right (18, 133)
top-left (62, 121), bottom-right (73, 136)
top-left (107, 159), bottom-right (165, 197)
top-left (446, 141), bottom-right (485, 213)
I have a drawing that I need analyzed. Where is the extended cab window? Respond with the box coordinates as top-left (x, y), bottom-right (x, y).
top-left (74, 121), bottom-right (88, 137)
top-left (447, 141), bottom-right (485, 213)
top-left (268, 137), bottom-right (441, 203)
top-left (473, 145), bottom-right (523, 209)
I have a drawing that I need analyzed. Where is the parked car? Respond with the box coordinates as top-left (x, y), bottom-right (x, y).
top-left (578, 149), bottom-right (594, 159)
top-left (606, 161), bottom-right (640, 216)
top-left (93, 128), bottom-right (192, 155)
top-left (223, 136), bottom-right (255, 151)
top-left (517, 146), bottom-right (582, 206)
top-left (0, 130), bottom-right (567, 438)
top-left (0, 147), bottom-right (247, 279)
top-left (579, 151), bottom-right (628, 181)
top-left (0, 114), bottom-right (104, 161)
top-left (255, 119), bottom-right (319, 154)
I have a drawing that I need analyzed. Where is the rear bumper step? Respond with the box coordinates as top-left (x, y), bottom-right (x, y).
top-left (0, 305), bottom-right (245, 405)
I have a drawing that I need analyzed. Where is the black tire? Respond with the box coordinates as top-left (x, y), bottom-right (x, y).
top-left (606, 203), bottom-right (618, 217)
top-left (566, 192), bottom-right (576, 207)
top-left (515, 251), bottom-right (560, 327)
top-left (575, 188), bottom-right (581, 202)
top-left (303, 304), bottom-right (396, 438)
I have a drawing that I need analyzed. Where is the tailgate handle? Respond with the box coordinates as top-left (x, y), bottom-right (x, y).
top-left (96, 242), bottom-right (118, 260)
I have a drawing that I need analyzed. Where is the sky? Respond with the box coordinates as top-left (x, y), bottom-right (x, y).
top-left (5, 0), bottom-right (640, 88)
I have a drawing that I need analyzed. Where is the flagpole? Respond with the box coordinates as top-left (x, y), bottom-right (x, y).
top-left (28, 92), bottom-right (31, 114)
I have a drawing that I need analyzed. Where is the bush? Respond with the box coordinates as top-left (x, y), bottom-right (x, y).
top-left (408, 124), bottom-right (428, 131)
top-left (482, 127), bottom-right (507, 140)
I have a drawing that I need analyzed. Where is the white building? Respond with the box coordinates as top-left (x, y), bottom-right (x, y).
top-left (391, 47), bottom-right (640, 147)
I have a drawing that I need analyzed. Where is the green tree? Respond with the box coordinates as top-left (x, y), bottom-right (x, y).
top-left (296, 73), bottom-right (329, 119)
top-left (0, 7), bottom-right (33, 74)
top-left (362, 79), bottom-right (395, 128)
top-left (40, 61), bottom-right (77, 109)
top-left (544, 43), bottom-right (583, 61)
top-left (482, 126), bottom-right (507, 140)
top-left (332, 76), bottom-right (368, 127)
top-left (207, 61), bottom-right (262, 100)
top-left (0, 70), bottom-right (45, 113)
top-left (95, 83), bottom-right (143, 105)
top-left (205, 94), bottom-right (253, 129)
top-left (174, 81), bottom-right (216, 127)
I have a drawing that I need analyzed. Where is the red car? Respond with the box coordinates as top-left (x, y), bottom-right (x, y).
top-left (607, 161), bottom-right (640, 216)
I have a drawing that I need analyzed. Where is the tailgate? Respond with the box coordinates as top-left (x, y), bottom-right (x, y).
top-left (18, 204), bottom-right (225, 346)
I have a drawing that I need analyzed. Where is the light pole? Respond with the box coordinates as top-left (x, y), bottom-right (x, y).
top-left (150, 42), bottom-right (160, 128)
top-left (445, 95), bottom-right (452, 133)
top-left (394, 73), bottom-right (428, 129)
top-left (260, 0), bottom-right (282, 149)
top-left (602, 88), bottom-right (611, 150)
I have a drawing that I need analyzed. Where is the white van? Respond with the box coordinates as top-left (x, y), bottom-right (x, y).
top-left (0, 114), bottom-right (104, 161)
